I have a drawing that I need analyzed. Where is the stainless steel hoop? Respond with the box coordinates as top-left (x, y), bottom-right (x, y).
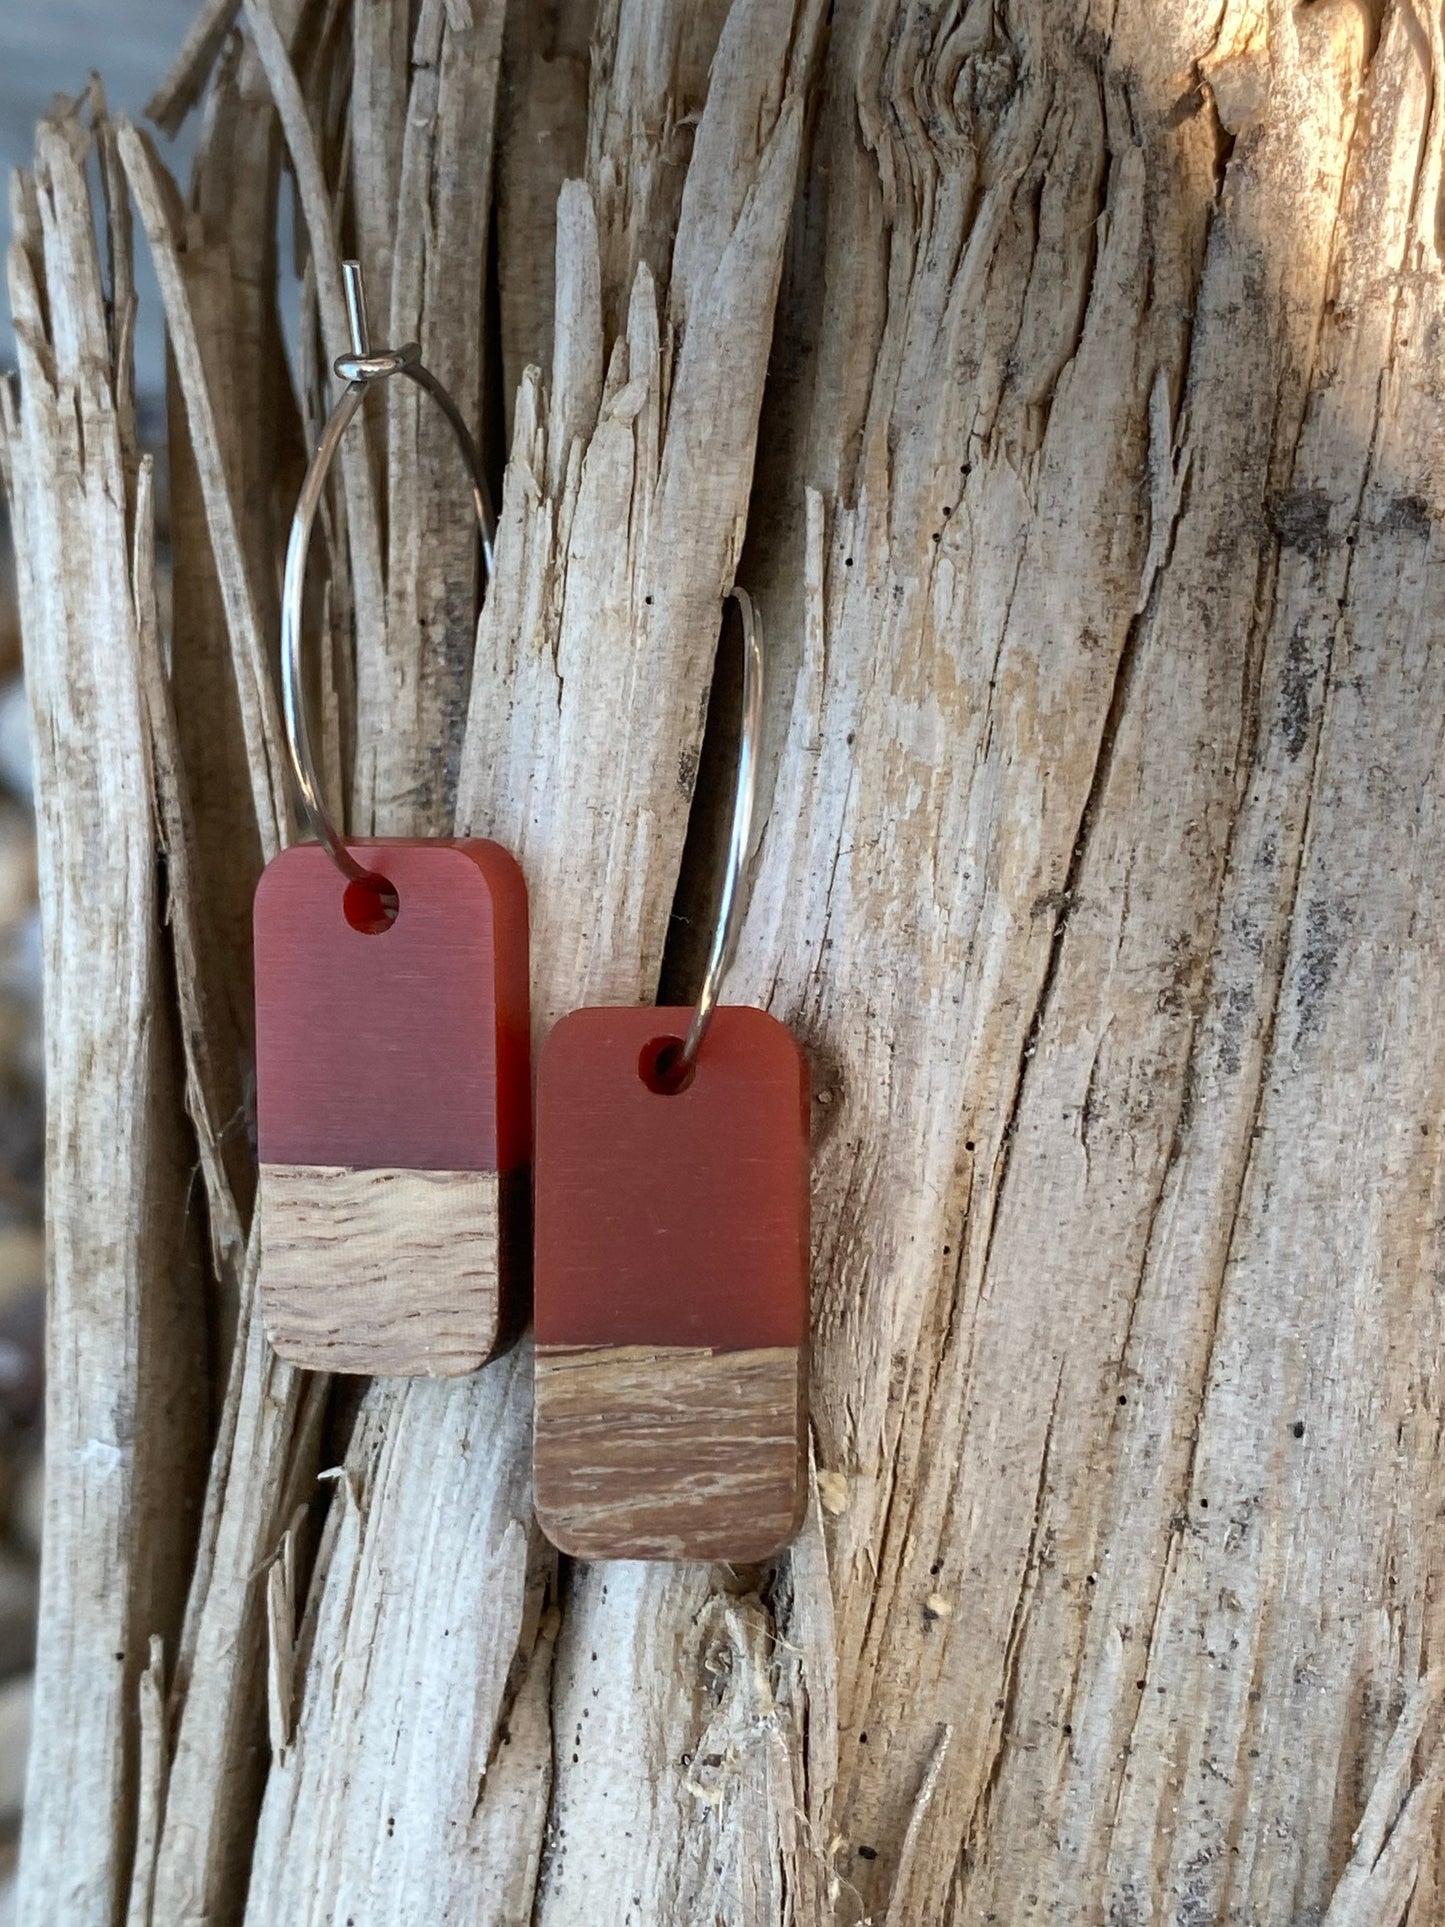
top-left (281, 260), bottom-right (496, 883)
top-left (671, 586), bottom-right (764, 1082)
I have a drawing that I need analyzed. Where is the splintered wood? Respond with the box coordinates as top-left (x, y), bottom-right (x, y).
top-left (532, 1002), bottom-right (810, 1561)
top-left (5, 1), bottom-right (1445, 1924)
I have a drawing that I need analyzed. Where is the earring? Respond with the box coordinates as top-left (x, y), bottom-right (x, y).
top-left (254, 263), bottom-right (530, 1378)
top-left (532, 591), bottom-right (810, 1561)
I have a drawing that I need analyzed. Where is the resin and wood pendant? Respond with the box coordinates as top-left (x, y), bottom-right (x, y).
top-left (533, 1003), bottom-right (809, 1561)
top-left (254, 839), bottom-right (530, 1376)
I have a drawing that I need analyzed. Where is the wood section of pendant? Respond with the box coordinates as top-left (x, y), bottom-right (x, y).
top-left (253, 839), bottom-right (530, 1377)
top-left (533, 1005), bottom-right (810, 1561)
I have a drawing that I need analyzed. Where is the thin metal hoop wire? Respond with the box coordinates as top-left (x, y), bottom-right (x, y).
top-left (281, 261), bottom-right (496, 883)
top-left (671, 586), bottom-right (764, 1082)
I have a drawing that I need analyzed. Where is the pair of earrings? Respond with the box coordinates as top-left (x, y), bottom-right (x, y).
top-left (253, 269), bottom-right (809, 1563)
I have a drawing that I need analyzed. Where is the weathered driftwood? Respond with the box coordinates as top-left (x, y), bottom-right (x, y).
top-left (5, 1), bottom-right (1445, 1924)
top-left (2, 112), bottom-right (208, 1924)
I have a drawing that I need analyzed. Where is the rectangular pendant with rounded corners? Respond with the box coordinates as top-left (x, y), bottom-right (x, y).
top-left (533, 1004), bottom-right (809, 1561)
top-left (254, 839), bottom-right (530, 1376)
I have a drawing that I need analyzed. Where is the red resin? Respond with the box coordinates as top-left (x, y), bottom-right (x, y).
top-left (254, 840), bottom-right (530, 1173)
top-left (534, 1005), bottom-right (810, 1350)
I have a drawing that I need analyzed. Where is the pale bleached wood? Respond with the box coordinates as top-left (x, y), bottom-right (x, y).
top-left (1323, 1670), bottom-right (1445, 1927)
top-left (259, 1164), bottom-right (502, 1376)
top-left (117, 148), bottom-right (322, 1913)
top-left (125, 20), bottom-right (382, 1908)
top-left (241, 1347), bottom-right (547, 1926)
top-left (123, 1638), bottom-right (167, 1927)
top-left (134, 454), bottom-right (248, 1300)
top-left (128, 90), bottom-right (290, 1370)
top-left (731, 4), bottom-right (1445, 1922)
top-left (146, 1227), bottom-right (327, 1927)
top-left (263, 1508), bottom-right (304, 1761)
top-left (534, 1343), bottom-right (806, 1560)
top-left (584, 0), bottom-right (732, 340)
top-left (118, 121), bottom-right (288, 859)
top-left (349, 0), bottom-right (409, 352)
top-left (460, 0), bottom-right (822, 1025)
top-left (243, 5), bottom-right (823, 1919)
top-left (126, 267), bottom-right (321, 1927)
top-left (240, 0), bottom-right (387, 733)
top-left (495, 0), bottom-right (593, 429)
top-left (12, 0), bottom-right (1445, 1920)
top-left (139, 4), bottom-right (512, 1915)
top-left (1, 106), bottom-right (207, 1927)
top-left (480, 12), bottom-right (827, 1920)
top-left (164, 12), bottom-right (306, 1273)
top-left (145, 0), bottom-right (243, 135)
top-left (106, 5), bottom-right (474, 1914)
top-left (104, 90), bottom-right (332, 1922)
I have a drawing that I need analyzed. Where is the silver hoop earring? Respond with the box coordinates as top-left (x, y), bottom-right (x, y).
top-left (253, 261), bottom-right (531, 1382)
top-left (531, 591), bottom-right (813, 1564)
top-left (281, 260), bottom-right (496, 882)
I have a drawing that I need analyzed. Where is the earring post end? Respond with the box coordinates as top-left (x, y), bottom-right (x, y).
top-left (342, 260), bottom-right (370, 358)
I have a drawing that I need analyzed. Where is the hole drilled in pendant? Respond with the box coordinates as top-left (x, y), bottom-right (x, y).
top-left (343, 872), bottom-right (400, 934)
top-left (638, 1034), bottom-right (695, 1095)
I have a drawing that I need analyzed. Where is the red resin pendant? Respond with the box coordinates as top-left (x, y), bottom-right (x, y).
top-left (254, 839), bottom-right (530, 1376)
top-left (533, 1004), bottom-right (810, 1560)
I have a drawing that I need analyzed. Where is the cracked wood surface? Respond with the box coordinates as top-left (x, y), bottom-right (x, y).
top-left (6, 1), bottom-right (1445, 1924)
top-left (533, 1344), bottom-right (809, 1561)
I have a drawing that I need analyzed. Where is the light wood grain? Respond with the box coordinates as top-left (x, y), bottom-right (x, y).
top-left (125, 22), bottom-right (331, 1916)
top-left (535, 1343), bottom-right (807, 1562)
top-left (1, 106), bottom-right (207, 1927)
top-left (246, 6), bottom-right (822, 1922)
top-left (259, 1164), bottom-right (502, 1377)
top-left (12, 1), bottom-right (1445, 1923)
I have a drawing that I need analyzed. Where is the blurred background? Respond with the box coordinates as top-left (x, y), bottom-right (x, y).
top-left (0, 4), bottom-right (200, 1911)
